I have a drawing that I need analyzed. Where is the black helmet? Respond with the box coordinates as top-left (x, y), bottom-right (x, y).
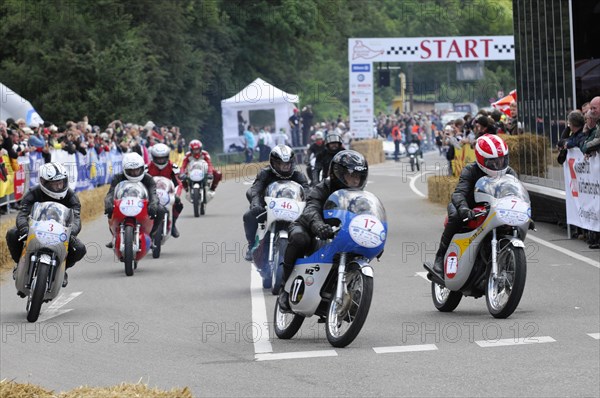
top-left (325, 133), bottom-right (342, 152)
top-left (329, 150), bottom-right (368, 190)
top-left (269, 144), bottom-right (296, 178)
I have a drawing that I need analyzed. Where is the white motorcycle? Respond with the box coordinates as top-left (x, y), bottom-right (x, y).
top-left (252, 181), bottom-right (306, 293)
top-left (14, 202), bottom-right (73, 322)
top-left (184, 158), bottom-right (213, 217)
top-left (424, 174), bottom-right (533, 318)
top-left (152, 176), bottom-right (175, 258)
top-left (407, 142), bottom-right (420, 171)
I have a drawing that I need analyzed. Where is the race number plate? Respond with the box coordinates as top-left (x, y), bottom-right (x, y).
top-left (349, 214), bottom-right (386, 248)
top-left (496, 196), bottom-right (530, 226)
top-left (157, 189), bottom-right (171, 206)
top-left (34, 220), bottom-right (67, 246)
top-left (269, 198), bottom-right (300, 222)
top-left (189, 169), bottom-right (204, 182)
top-left (119, 198), bottom-right (144, 217)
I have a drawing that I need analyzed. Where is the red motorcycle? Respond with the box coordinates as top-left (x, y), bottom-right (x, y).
top-left (109, 181), bottom-right (153, 276)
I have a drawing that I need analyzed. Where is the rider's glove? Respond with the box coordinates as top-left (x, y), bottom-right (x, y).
top-left (458, 207), bottom-right (475, 222)
top-left (18, 226), bottom-right (29, 238)
top-left (312, 222), bottom-right (334, 239)
top-left (174, 195), bottom-right (181, 205)
top-left (148, 205), bottom-right (158, 219)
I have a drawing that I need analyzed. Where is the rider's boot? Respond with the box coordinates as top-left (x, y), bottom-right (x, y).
top-left (244, 244), bottom-right (253, 262)
top-left (432, 232), bottom-right (452, 277)
top-left (277, 264), bottom-right (293, 312)
top-left (171, 217), bottom-right (180, 238)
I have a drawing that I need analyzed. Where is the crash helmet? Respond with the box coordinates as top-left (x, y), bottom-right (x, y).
top-left (329, 150), bottom-right (368, 190)
top-left (189, 139), bottom-right (203, 159)
top-left (150, 143), bottom-right (170, 170)
top-left (314, 131), bottom-right (324, 143)
top-left (475, 134), bottom-right (509, 177)
top-left (39, 162), bottom-right (69, 199)
top-left (269, 144), bottom-right (296, 179)
top-left (325, 132), bottom-right (342, 152)
top-left (122, 152), bottom-right (146, 183)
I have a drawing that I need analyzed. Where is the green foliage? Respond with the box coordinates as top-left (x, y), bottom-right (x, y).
top-left (0, 0), bottom-right (515, 151)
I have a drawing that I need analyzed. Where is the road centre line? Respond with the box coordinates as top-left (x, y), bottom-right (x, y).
top-left (373, 344), bottom-right (438, 354)
top-left (587, 333), bottom-right (600, 340)
top-left (475, 336), bottom-right (556, 348)
top-left (38, 292), bottom-right (82, 323)
top-left (255, 350), bottom-right (338, 361)
top-left (526, 234), bottom-right (600, 269)
top-left (250, 266), bottom-right (273, 355)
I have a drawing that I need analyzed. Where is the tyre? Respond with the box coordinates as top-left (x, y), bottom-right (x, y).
top-left (152, 225), bottom-right (162, 259)
top-left (124, 225), bottom-right (135, 276)
top-left (410, 157), bottom-right (415, 172)
top-left (431, 282), bottom-right (462, 312)
top-left (416, 158), bottom-right (421, 171)
top-left (27, 262), bottom-right (50, 322)
top-left (193, 188), bottom-right (200, 217)
top-left (326, 270), bottom-right (373, 348)
top-left (270, 238), bottom-right (287, 295)
top-left (273, 299), bottom-right (304, 339)
top-left (486, 244), bottom-right (527, 319)
top-left (200, 187), bottom-right (206, 215)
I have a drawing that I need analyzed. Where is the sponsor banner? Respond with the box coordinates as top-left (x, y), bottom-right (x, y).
top-left (348, 36), bottom-right (514, 63)
top-left (28, 151), bottom-right (45, 188)
top-left (349, 62), bottom-right (374, 139)
top-left (564, 148), bottom-right (600, 232)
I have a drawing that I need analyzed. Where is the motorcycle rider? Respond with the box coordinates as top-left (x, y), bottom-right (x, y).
top-left (313, 132), bottom-right (345, 183)
top-left (278, 150), bottom-right (369, 311)
top-left (104, 152), bottom-right (162, 248)
top-left (428, 134), bottom-right (517, 280)
top-left (180, 139), bottom-right (222, 193)
top-left (243, 144), bottom-right (310, 262)
top-left (147, 143), bottom-right (183, 238)
top-left (6, 162), bottom-right (87, 288)
top-left (305, 131), bottom-right (326, 186)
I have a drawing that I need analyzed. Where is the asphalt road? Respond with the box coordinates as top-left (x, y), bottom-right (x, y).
top-left (1, 152), bottom-right (599, 397)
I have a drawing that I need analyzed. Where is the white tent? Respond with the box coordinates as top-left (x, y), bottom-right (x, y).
top-left (0, 83), bottom-right (44, 126)
top-left (221, 78), bottom-right (298, 152)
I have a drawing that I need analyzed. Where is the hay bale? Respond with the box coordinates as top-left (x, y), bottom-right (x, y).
top-left (503, 133), bottom-right (550, 177)
top-left (60, 383), bottom-right (192, 398)
top-left (0, 379), bottom-right (56, 397)
top-left (427, 176), bottom-right (458, 204)
top-left (350, 140), bottom-right (384, 166)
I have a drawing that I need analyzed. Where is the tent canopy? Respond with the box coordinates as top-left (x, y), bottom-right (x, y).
top-left (0, 83), bottom-right (44, 126)
top-left (221, 78), bottom-right (298, 152)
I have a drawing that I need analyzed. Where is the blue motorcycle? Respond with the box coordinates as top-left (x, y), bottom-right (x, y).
top-left (273, 189), bottom-right (387, 347)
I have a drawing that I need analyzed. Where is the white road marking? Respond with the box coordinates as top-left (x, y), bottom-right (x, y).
top-left (527, 234), bottom-right (600, 269)
top-left (255, 350), bottom-right (338, 361)
top-left (475, 336), bottom-right (556, 348)
top-left (250, 266), bottom-right (273, 354)
top-left (587, 333), bottom-right (600, 340)
top-left (408, 166), bottom-right (442, 198)
top-left (38, 292), bottom-right (82, 322)
top-left (415, 272), bottom-right (430, 282)
top-left (373, 344), bottom-right (438, 354)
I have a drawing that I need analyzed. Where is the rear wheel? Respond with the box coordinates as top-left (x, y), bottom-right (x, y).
top-left (273, 300), bottom-right (304, 339)
top-left (326, 270), bottom-right (373, 348)
top-left (270, 238), bottom-right (287, 295)
top-left (124, 225), bottom-right (135, 276)
top-left (193, 188), bottom-right (200, 217)
top-left (431, 283), bottom-right (462, 312)
top-left (27, 262), bottom-right (50, 322)
top-left (486, 244), bottom-right (527, 319)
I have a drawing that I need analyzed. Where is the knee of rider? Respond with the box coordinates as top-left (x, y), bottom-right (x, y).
top-left (289, 231), bottom-right (310, 249)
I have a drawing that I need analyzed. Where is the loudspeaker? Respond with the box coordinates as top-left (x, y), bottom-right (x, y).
top-left (378, 70), bottom-right (390, 87)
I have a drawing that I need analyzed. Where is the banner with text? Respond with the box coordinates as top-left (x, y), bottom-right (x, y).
top-left (563, 148), bottom-right (600, 232)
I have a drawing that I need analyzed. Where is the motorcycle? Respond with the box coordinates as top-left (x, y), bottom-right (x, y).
top-left (152, 176), bottom-right (175, 259)
top-left (251, 181), bottom-right (306, 293)
top-left (109, 181), bottom-right (153, 276)
top-left (423, 174), bottom-right (533, 319)
top-left (407, 142), bottom-right (420, 171)
top-left (14, 202), bottom-right (73, 322)
top-left (184, 158), bottom-right (213, 217)
top-left (274, 189), bottom-right (387, 348)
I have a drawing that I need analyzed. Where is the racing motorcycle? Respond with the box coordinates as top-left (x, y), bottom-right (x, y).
top-left (251, 180), bottom-right (306, 293)
top-left (109, 181), bottom-right (153, 276)
top-left (423, 174), bottom-right (533, 319)
top-left (14, 202), bottom-right (73, 322)
top-left (407, 142), bottom-right (420, 172)
top-left (274, 189), bottom-right (387, 348)
top-left (152, 176), bottom-right (175, 259)
top-left (184, 158), bottom-right (213, 217)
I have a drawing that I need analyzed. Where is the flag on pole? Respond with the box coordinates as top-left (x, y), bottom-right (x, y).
top-left (492, 89), bottom-right (517, 117)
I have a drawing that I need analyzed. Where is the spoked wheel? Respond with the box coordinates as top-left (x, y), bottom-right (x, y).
top-left (124, 225), bottom-right (135, 276)
top-left (27, 263), bottom-right (49, 322)
top-left (326, 270), bottom-right (373, 348)
top-left (486, 243), bottom-right (527, 319)
top-left (431, 282), bottom-right (462, 312)
top-left (273, 299), bottom-right (304, 339)
top-left (270, 238), bottom-right (287, 295)
top-left (192, 188), bottom-right (200, 217)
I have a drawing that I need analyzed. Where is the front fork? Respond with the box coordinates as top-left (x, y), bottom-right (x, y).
top-left (491, 228), bottom-right (498, 278)
top-left (335, 253), bottom-right (348, 305)
top-left (119, 222), bottom-right (141, 253)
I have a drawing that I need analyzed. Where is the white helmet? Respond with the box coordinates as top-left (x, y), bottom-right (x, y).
top-left (314, 131), bottom-right (324, 141)
top-left (39, 162), bottom-right (69, 199)
top-left (150, 143), bottom-right (170, 170)
top-left (122, 152), bottom-right (145, 182)
top-left (269, 144), bottom-right (296, 178)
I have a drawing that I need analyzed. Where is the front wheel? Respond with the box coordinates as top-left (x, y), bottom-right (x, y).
top-left (270, 238), bottom-right (287, 295)
top-left (124, 225), bottom-right (135, 276)
top-left (326, 270), bottom-right (373, 348)
top-left (200, 186), bottom-right (206, 215)
top-left (273, 300), bottom-right (304, 339)
top-left (410, 156), bottom-right (415, 172)
top-left (431, 282), bottom-right (462, 312)
top-left (192, 188), bottom-right (200, 217)
top-left (27, 262), bottom-right (50, 322)
top-left (486, 244), bottom-right (527, 319)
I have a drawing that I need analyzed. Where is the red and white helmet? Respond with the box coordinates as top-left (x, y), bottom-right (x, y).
top-left (189, 140), bottom-right (203, 159)
top-left (475, 134), bottom-right (509, 177)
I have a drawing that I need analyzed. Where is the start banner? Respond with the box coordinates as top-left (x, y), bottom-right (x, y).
top-left (563, 148), bottom-right (600, 232)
